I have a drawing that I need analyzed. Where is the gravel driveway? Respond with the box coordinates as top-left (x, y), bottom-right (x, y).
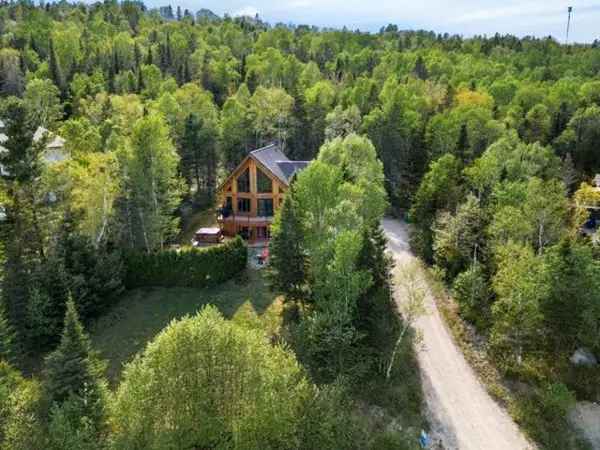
top-left (382, 218), bottom-right (535, 450)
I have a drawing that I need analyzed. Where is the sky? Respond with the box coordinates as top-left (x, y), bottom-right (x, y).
top-left (161, 0), bottom-right (600, 43)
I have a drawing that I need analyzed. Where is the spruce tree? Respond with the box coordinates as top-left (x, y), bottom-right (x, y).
top-left (0, 302), bottom-right (15, 363)
top-left (133, 42), bottom-right (141, 69)
top-left (456, 123), bottom-right (469, 162)
top-left (137, 65), bottom-right (144, 93)
top-left (43, 298), bottom-right (106, 428)
top-left (268, 191), bottom-right (307, 303)
top-left (355, 224), bottom-right (401, 376)
top-left (48, 38), bottom-right (65, 97)
top-left (146, 46), bottom-right (153, 65)
top-left (413, 55), bottom-right (428, 80)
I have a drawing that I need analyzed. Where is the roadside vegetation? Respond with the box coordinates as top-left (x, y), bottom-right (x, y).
top-left (1, 0), bottom-right (599, 448)
top-left (410, 136), bottom-right (600, 448)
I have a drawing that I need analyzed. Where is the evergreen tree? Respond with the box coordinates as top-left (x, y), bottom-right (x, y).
top-left (0, 302), bottom-right (15, 363)
top-left (355, 224), bottom-right (401, 376)
top-left (180, 113), bottom-right (217, 200)
top-left (133, 42), bottom-right (141, 69)
top-left (43, 298), bottom-right (107, 429)
top-left (268, 190), bottom-right (307, 303)
top-left (48, 38), bottom-right (65, 97)
top-left (146, 46), bottom-right (153, 65)
top-left (456, 123), bottom-right (469, 162)
top-left (165, 33), bottom-right (172, 69)
top-left (413, 55), bottom-right (428, 80)
top-left (137, 65), bottom-right (144, 93)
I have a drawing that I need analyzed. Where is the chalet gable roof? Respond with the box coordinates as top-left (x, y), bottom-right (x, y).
top-left (250, 143), bottom-right (309, 186)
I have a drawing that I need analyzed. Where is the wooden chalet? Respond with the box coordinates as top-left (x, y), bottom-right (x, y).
top-left (217, 143), bottom-right (309, 241)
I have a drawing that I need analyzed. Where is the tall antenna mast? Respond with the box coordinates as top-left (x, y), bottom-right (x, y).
top-left (566, 6), bottom-right (573, 44)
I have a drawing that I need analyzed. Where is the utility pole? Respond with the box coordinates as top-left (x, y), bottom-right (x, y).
top-left (566, 6), bottom-right (573, 44)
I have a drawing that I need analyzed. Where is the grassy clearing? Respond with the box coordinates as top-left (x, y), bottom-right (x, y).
top-left (90, 269), bottom-right (282, 383)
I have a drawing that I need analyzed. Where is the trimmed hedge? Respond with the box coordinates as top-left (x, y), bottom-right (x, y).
top-left (124, 237), bottom-right (247, 289)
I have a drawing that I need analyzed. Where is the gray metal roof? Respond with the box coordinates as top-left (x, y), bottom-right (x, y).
top-left (250, 143), bottom-right (309, 185)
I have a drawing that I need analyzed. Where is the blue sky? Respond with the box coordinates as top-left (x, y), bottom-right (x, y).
top-left (161, 0), bottom-right (600, 42)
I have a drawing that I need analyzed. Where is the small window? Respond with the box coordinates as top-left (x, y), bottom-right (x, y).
top-left (237, 168), bottom-right (250, 193)
top-left (238, 198), bottom-right (251, 213)
top-left (257, 168), bottom-right (272, 193)
top-left (257, 198), bottom-right (273, 217)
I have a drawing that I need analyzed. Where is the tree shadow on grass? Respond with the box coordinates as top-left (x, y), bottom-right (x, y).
top-left (89, 268), bottom-right (279, 384)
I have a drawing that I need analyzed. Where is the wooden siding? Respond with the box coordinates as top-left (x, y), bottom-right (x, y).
top-left (217, 156), bottom-right (287, 240)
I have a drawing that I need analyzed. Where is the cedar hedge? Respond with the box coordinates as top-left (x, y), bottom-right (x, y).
top-left (123, 237), bottom-right (247, 289)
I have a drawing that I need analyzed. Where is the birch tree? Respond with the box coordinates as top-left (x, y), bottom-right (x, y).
top-left (121, 113), bottom-right (183, 252)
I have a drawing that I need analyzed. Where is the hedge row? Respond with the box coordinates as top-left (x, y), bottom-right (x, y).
top-left (124, 237), bottom-right (247, 289)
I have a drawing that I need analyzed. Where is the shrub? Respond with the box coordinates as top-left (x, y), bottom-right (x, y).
top-left (539, 382), bottom-right (575, 423)
top-left (110, 306), bottom-right (311, 450)
top-left (123, 236), bottom-right (247, 289)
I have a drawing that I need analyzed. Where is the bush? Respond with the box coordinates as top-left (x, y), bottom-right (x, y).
top-left (123, 236), bottom-right (247, 289)
top-left (297, 382), bottom-right (369, 450)
top-left (539, 383), bottom-right (576, 422)
top-left (110, 306), bottom-right (311, 450)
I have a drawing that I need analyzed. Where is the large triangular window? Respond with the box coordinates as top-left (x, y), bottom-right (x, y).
top-left (257, 168), bottom-right (272, 193)
top-left (237, 168), bottom-right (250, 193)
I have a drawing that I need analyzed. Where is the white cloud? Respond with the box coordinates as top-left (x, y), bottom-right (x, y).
top-left (234, 5), bottom-right (259, 17)
top-left (170, 0), bottom-right (600, 42)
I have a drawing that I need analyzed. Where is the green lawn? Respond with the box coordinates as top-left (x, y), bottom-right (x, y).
top-left (90, 269), bottom-right (282, 383)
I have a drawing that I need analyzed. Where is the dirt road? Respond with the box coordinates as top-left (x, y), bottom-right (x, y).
top-left (382, 218), bottom-right (534, 450)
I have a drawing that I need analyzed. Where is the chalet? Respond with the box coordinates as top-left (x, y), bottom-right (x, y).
top-left (0, 120), bottom-right (68, 176)
top-left (217, 143), bottom-right (309, 241)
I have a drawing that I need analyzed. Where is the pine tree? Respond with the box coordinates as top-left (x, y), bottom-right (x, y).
top-left (355, 224), bottom-right (401, 376)
top-left (413, 55), bottom-right (428, 80)
top-left (48, 38), bottom-right (65, 97)
top-left (456, 123), bottom-right (469, 162)
top-left (43, 298), bottom-right (107, 428)
top-left (137, 65), bottom-right (144, 93)
top-left (107, 60), bottom-right (115, 93)
top-left (133, 42), bottom-right (141, 69)
top-left (146, 46), bottom-right (153, 65)
top-left (0, 302), bottom-right (16, 363)
top-left (165, 33), bottom-right (172, 69)
top-left (184, 58), bottom-right (191, 83)
top-left (181, 113), bottom-right (217, 199)
top-left (268, 191), bottom-right (307, 303)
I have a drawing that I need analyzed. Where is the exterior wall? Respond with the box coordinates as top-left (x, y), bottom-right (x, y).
top-left (217, 157), bottom-right (287, 241)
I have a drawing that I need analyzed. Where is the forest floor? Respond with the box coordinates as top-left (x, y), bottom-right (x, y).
top-left (90, 269), bottom-right (282, 383)
top-left (382, 218), bottom-right (535, 450)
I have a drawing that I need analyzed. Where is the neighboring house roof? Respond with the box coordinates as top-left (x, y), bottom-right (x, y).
top-left (250, 143), bottom-right (310, 186)
top-left (33, 126), bottom-right (66, 149)
top-left (0, 122), bottom-right (67, 163)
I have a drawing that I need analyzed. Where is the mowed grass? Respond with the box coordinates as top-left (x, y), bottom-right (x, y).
top-left (90, 269), bottom-right (282, 383)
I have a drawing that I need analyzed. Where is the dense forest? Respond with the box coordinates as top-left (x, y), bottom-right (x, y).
top-left (0, 0), bottom-right (600, 448)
